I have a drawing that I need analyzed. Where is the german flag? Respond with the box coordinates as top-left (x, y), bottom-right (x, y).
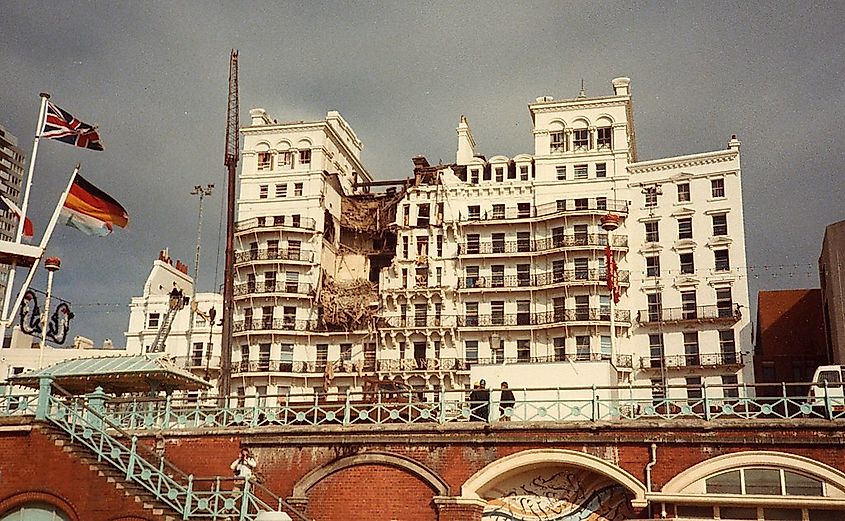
top-left (60, 175), bottom-right (128, 236)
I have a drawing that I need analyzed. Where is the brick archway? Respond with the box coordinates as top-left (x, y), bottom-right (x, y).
top-left (460, 448), bottom-right (648, 508)
top-left (0, 491), bottom-right (80, 521)
top-left (292, 451), bottom-right (449, 497)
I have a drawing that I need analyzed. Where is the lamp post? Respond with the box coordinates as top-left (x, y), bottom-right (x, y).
top-left (600, 214), bottom-right (620, 365)
top-left (39, 256), bottom-right (61, 368)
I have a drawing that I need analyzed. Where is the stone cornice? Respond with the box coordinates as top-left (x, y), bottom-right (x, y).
top-left (628, 150), bottom-right (737, 174)
top-left (529, 95), bottom-right (630, 114)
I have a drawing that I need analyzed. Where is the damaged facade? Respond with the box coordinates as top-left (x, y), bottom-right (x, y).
top-left (183, 77), bottom-right (751, 401)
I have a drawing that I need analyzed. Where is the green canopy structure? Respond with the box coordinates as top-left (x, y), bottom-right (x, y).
top-left (10, 354), bottom-right (212, 395)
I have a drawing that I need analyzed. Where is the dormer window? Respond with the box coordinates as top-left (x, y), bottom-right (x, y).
top-left (550, 131), bottom-right (565, 152)
top-left (597, 127), bottom-right (612, 149)
top-left (494, 167), bottom-right (504, 182)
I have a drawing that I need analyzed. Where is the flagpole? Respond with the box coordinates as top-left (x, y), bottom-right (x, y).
top-left (5, 165), bottom-right (79, 328)
top-left (0, 93), bottom-right (50, 344)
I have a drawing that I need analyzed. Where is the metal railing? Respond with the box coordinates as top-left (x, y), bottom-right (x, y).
top-left (41, 382), bottom-right (306, 520)
top-left (234, 281), bottom-right (313, 297)
top-left (640, 352), bottom-right (742, 369)
top-left (232, 318), bottom-right (318, 333)
top-left (93, 381), bottom-right (845, 430)
top-left (459, 199), bottom-right (628, 223)
top-left (173, 356), bottom-right (223, 370)
top-left (637, 305), bottom-right (742, 325)
top-left (236, 215), bottom-right (316, 232)
top-left (457, 308), bottom-right (631, 327)
top-left (457, 269), bottom-right (630, 289)
top-left (0, 393), bottom-right (37, 416)
top-left (234, 248), bottom-right (315, 264)
top-left (376, 353), bottom-right (633, 371)
top-left (459, 234), bottom-right (627, 255)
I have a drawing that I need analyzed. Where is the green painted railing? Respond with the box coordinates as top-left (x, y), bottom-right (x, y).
top-left (97, 381), bottom-right (845, 431)
top-left (39, 380), bottom-right (307, 521)
top-left (0, 392), bottom-right (37, 416)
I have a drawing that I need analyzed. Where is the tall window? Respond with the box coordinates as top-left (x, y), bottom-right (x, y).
top-left (553, 337), bottom-right (566, 361)
top-left (491, 301), bottom-right (505, 325)
top-left (722, 374), bottom-right (739, 398)
top-left (681, 290), bottom-right (697, 319)
top-left (711, 178), bottom-right (725, 198)
top-left (574, 295), bottom-right (589, 321)
top-left (294, 183), bottom-right (303, 196)
top-left (717, 288), bottom-right (734, 317)
top-left (492, 203), bottom-right (505, 220)
top-left (466, 234), bottom-right (480, 254)
top-left (414, 304), bottom-right (427, 327)
top-left (575, 336), bottom-right (590, 360)
top-left (646, 255), bottom-right (661, 277)
top-left (436, 234), bottom-right (443, 256)
top-left (278, 151), bottom-right (292, 167)
top-left (491, 233), bottom-right (504, 253)
top-left (677, 182), bottom-right (690, 202)
top-left (148, 313), bottom-right (160, 329)
top-left (516, 300), bottom-right (531, 326)
top-left (316, 344), bottom-right (328, 372)
top-left (684, 332), bottom-right (700, 366)
top-left (550, 131), bottom-right (564, 152)
top-left (258, 343), bottom-right (271, 371)
top-left (517, 339), bottom-right (531, 363)
top-left (647, 293), bottom-right (663, 322)
top-left (340, 343), bottom-right (352, 361)
top-left (573, 129), bottom-right (589, 150)
top-left (465, 340), bottom-right (479, 363)
top-left (712, 214), bottom-right (728, 236)
top-left (596, 197), bottom-right (607, 210)
top-left (467, 205), bottom-right (480, 220)
top-left (517, 264), bottom-right (531, 286)
top-left (517, 232), bottom-right (531, 252)
top-left (720, 330), bottom-right (737, 364)
top-left (553, 297), bottom-right (566, 322)
top-left (465, 302), bottom-right (479, 326)
top-left (600, 335), bottom-right (611, 360)
top-left (596, 127), bottom-right (612, 149)
top-left (495, 167), bottom-right (504, 182)
top-left (714, 249), bottom-right (730, 271)
top-left (680, 252), bottom-right (695, 274)
top-left (574, 258), bottom-right (589, 280)
top-left (416, 203), bottom-right (430, 227)
top-left (552, 260), bottom-right (565, 283)
top-left (299, 149), bottom-right (311, 164)
top-left (644, 188), bottom-right (658, 208)
top-left (517, 202), bottom-right (531, 218)
top-left (465, 265), bottom-right (479, 288)
top-left (280, 344), bottom-right (294, 371)
top-left (686, 376), bottom-right (702, 400)
top-left (678, 217), bottom-right (693, 239)
top-left (645, 221), bottom-right (659, 242)
top-left (257, 152), bottom-right (272, 171)
top-left (491, 265), bottom-right (505, 287)
top-left (520, 165), bottom-right (529, 180)
top-left (648, 333), bottom-right (663, 367)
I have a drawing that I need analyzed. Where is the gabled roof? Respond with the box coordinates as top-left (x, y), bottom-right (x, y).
top-left (10, 354), bottom-right (212, 395)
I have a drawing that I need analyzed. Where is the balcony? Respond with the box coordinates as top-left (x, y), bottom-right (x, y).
top-left (234, 248), bottom-right (315, 265)
top-left (173, 356), bottom-right (222, 370)
top-left (376, 353), bottom-right (632, 372)
top-left (235, 215), bottom-right (316, 233)
top-left (459, 199), bottom-right (628, 224)
top-left (640, 351), bottom-right (743, 370)
top-left (381, 315), bottom-right (457, 329)
top-left (231, 358), bottom-right (377, 375)
top-left (637, 305), bottom-right (742, 326)
top-left (459, 234), bottom-right (628, 256)
top-left (457, 308), bottom-right (631, 328)
top-left (232, 318), bottom-right (317, 333)
top-left (234, 281), bottom-right (313, 298)
top-left (458, 269), bottom-right (630, 290)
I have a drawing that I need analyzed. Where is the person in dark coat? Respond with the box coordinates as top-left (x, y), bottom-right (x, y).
top-left (499, 381), bottom-right (515, 421)
top-left (469, 379), bottom-right (490, 422)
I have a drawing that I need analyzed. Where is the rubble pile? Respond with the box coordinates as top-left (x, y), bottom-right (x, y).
top-left (318, 275), bottom-right (378, 331)
top-left (340, 192), bottom-right (404, 234)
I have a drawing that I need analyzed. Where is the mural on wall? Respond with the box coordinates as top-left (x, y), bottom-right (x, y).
top-left (481, 468), bottom-right (635, 521)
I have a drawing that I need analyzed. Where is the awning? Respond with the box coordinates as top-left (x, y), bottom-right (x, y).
top-left (10, 353), bottom-right (212, 395)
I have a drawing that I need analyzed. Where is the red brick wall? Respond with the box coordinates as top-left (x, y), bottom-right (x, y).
top-left (0, 425), bottom-right (154, 521)
top-left (306, 464), bottom-right (438, 521)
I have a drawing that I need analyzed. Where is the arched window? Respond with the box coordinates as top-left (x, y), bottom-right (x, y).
top-left (705, 467), bottom-right (824, 496)
top-left (1, 502), bottom-right (71, 521)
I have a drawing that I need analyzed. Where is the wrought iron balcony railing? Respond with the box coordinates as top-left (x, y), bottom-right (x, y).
top-left (640, 351), bottom-right (742, 370)
top-left (173, 356), bottom-right (223, 370)
top-left (232, 318), bottom-right (318, 333)
top-left (234, 281), bottom-right (313, 297)
top-left (457, 308), bottom-right (631, 327)
top-left (457, 269), bottom-right (630, 289)
top-left (234, 248), bottom-right (315, 264)
top-left (235, 215), bottom-right (316, 233)
top-left (637, 305), bottom-right (742, 325)
top-left (376, 353), bottom-right (633, 371)
top-left (459, 234), bottom-right (627, 255)
top-left (459, 199), bottom-right (628, 223)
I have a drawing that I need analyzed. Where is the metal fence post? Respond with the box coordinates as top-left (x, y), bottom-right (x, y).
top-left (703, 381), bottom-right (710, 421)
top-left (87, 386), bottom-right (107, 429)
top-left (126, 435), bottom-right (137, 480)
top-left (591, 385), bottom-right (598, 422)
top-left (35, 375), bottom-right (53, 420)
top-left (240, 477), bottom-right (251, 521)
top-left (164, 394), bottom-right (172, 428)
top-left (438, 388), bottom-right (445, 424)
top-left (824, 380), bottom-right (832, 420)
top-left (183, 474), bottom-right (193, 520)
top-left (343, 389), bottom-right (351, 426)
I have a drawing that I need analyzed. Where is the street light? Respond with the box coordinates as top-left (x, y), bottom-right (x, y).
top-left (38, 256), bottom-right (61, 368)
top-left (600, 214), bottom-right (620, 367)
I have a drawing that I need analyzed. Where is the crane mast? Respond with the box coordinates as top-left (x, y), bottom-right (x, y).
top-left (219, 49), bottom-right (238, 402)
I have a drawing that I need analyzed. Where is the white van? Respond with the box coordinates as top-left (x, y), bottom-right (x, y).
top-left (808, 365), bottom-right (845, 411)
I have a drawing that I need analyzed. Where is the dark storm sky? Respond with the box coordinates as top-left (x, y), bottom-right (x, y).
top-left (0, 1), bottom-right (842, 344)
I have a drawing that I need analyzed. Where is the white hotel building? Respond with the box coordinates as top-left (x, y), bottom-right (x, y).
top-left (157, 77), bottom-right (752, 402)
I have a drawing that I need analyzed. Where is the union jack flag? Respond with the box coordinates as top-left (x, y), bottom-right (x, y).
top-left (41, 101), bottom-right (104, 151)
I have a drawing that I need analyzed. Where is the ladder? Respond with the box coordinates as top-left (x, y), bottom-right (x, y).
top-left (149, 296), bottom-right (183, 353)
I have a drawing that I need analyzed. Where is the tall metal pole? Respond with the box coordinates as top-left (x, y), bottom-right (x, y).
top-left (219, 49), bottom-right (239, 402)
top-left (188, 184), bottom-right (213, 373)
